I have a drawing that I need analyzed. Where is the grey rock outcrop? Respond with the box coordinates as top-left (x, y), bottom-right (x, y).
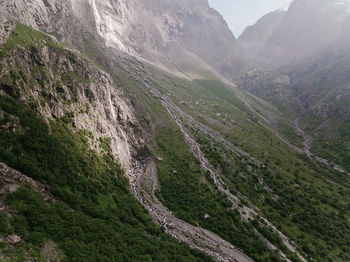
top-left (0, 24), bottom-right (142, 170)
top-left (0, 0), bottom-right (242, 78)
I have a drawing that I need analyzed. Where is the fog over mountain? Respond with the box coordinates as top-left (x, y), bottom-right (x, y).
top-left (239, 0), bottom-right (350, 68)
top-left (238, 0), bottom-right (350, 112)
top-left (237, 0), bottom-right (350, 179)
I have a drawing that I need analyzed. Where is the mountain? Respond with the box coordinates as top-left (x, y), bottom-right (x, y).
top-left (0, 0), bottom-right (243, 78)
top-left (1, 1), bottom-right (350, 262)
top-left (240, 0), bottom-right (350, 68)
top-left (238, 0), bottom-right (350, 171)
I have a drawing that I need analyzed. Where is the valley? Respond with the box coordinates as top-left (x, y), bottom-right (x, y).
top-left (0, 0), bottom-right (350, 261)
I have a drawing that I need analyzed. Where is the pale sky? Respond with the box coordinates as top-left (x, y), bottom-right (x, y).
top-left (208, 0), bottom-right (293, 37)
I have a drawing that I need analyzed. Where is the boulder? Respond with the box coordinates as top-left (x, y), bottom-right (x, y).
top-left (6, 234), bottom-right (21, 245)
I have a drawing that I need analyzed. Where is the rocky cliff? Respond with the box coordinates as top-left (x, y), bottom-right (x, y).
top-left (238, 0), bottom-right (350, 112)
top-left (0, 22), bottom-right (142, 170)
top-left (0, 0), bottom-right (242, 78)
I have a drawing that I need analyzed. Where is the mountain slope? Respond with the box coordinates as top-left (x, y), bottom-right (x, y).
top-left (239, 10), bottom-right (285, 44)
top-left (1, 1), bottom-right (350, 262)
top-left (0, 22), bottom-right (216, 262)
top-left (238, 10), bottom-right (285, 61)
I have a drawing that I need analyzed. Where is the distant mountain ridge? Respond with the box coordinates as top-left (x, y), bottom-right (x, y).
top-left (238, 0), bottom-right (350, 172)
top-left (239, 0), bottom-right (350, 68)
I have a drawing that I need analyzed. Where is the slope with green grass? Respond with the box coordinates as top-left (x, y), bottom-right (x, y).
top-left (2, 20), bottom-right (350, 262)
top-left (121, 61), bottom-right (350, 262)
top-left (0, 23), bottom-right (214, 262)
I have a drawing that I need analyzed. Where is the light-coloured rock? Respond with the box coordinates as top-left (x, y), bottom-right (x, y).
top-left (0, 27), bottom-right (142, 171)
top-left (6, 235), bottom-right (21, 245)
top-left (0, 0), bottom-right (242, 78)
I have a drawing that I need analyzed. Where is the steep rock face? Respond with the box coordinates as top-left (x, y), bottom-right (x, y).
top-left (236, 10), bottom-right (291, 101)
top-left (0, 0), bottom-right (241, 78)
top-left (267, 0), bottom-right (350, 63)
top-left (0, 0), bottom-right (105, 50)
top-left (268, 0), bottom-right (350, 117)
top-left (292, 53), bottom-right (350, 118)
top-left (80, 0), bottom-right (242, 76)
top-left (0, 23), bottom-right (142, 170)
top-left (238, 10), bottom-right (285, 62)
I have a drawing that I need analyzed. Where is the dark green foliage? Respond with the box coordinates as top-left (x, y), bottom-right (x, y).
top-left (312, 120), bottom-right (350, 172)
top-left (193, 129), bottom-right (350, 262)
top-left (0, 95), bottom-right (213, 262)
top-left (113, 60), bottom-right (350, 261)
top-left (7, 185), bottom-right (212, 262)
top-left (114, 65), bottom-right (284, 261)
top-left (0, 211), bottom-right (12, 235)
top-left (154, 124), bottom-right (282, 262)
top-left (0, 23), bottom-right (63, 60)
top-left (99, 137), bottom-right (112, 153)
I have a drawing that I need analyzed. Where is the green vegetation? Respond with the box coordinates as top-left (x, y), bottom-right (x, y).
top-left (195, 79), bottom-right (247, 112)
top-left (128, 65), bottom-right (350, 261)
top-left (0, 94), bottom-right (213, 261)
top-left (0, 24), bottom-right (214, 260)
top-left (0, 240), bottom-right (45, 262)
top-left (153, 117), bottom-right (282, 262)
top-left (0, 23), bottom-right (63, 60)
top-left (2, 21), bottom-right (349, 262)
top-left (0, 212), bottom-right (12, 236)
top-left (189, 124), bottom-right (350, 262)
top-left (112, 67), bottom-right (285, 261)
top-left (308, 117), bottom-right (350, 172)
